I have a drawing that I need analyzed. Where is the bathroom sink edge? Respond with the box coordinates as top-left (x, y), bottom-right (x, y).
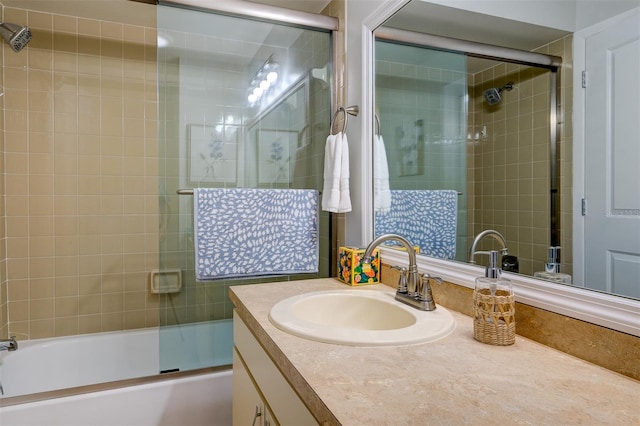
top-left (268, 288), bottom-right (457, 347)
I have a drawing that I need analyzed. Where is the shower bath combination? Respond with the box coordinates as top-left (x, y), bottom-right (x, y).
top-left (483, 81), bottom-right (514, 105)
top-left (0, 22), bottom-right (32, 52)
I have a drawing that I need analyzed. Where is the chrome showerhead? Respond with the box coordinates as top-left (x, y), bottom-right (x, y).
top-left (483, 82), bottom-right (514, 105)
top-left (483, 87), bottom-right (502, 105)
top-left (0, 22), bottom-right (32, 52)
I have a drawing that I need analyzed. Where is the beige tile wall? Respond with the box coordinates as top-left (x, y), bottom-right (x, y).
top-left (468, 35), bottom-right (573, 276)
top-left (3, 2), bottom-right (342, 339)
top-left (2, 6), bottom-right (159, 339)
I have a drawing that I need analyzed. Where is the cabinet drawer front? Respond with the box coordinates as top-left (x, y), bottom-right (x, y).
top-left (234, 311), bottom-right (318, 426)
top-left (233, 349), bottom-right (271, 425)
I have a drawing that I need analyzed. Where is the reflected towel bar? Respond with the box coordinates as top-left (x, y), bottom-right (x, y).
top-left (330, 105), bottom-right (359, 135)
top-left (176, 189), bottom-right (458, 196)
top-left (176, 189), bottom-right (324, 196)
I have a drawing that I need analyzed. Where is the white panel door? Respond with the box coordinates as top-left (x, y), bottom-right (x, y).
top-left (584, 10), bottom-right (640, 298)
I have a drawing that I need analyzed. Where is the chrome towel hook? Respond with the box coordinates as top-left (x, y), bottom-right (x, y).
top-left (330, 105), bottom-right (359, 135)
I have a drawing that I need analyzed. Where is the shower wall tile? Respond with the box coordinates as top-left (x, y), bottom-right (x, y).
top-left (2, 5), bottom-right (159, 340)
top-left (2, 3), bottom-right (337, 339)
top-left (469, 34), bottom-right (573, 276)
top-left (376, 51), bottom-right (469, 259)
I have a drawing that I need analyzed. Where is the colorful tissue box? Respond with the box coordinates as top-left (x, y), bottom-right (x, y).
top-left (338, 246), bottom-right (380, 285)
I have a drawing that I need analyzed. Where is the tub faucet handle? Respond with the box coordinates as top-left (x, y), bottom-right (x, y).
top-left (0, 336), bottom-right (18, 351)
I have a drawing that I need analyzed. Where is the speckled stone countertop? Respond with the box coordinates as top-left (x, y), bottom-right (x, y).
top-left (229, 278), bottom-right (639, 425)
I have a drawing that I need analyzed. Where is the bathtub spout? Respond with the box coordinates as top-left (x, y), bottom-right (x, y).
top-left (0, 336), bottom-right (18, 351)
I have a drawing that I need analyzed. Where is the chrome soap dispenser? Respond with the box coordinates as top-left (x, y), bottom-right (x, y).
top-left (534, 246), bottom-right (572, 285)
top-left (473, 251), bottom-right (515, 346)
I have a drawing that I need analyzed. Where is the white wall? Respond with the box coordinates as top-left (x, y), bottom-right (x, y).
top-left (574, 0), bottom-right (640, 29)
top-left (422, 0), bottom-right (640, 32)
top-left (423, 0), bottom-right (577, 31)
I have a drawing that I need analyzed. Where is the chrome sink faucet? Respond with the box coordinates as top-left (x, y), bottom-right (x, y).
top-left (469, 229), bottom-right (509, 264)
top-left (364, 233), bottom-right (442, 311)
top-left (0, 336), bottom-right (18, 352)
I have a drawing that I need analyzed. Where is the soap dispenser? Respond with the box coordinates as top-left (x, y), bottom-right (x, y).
top-left (473, 251), bottom-right (515, 346)
top-left (534, 247), bottom-right (572, 285)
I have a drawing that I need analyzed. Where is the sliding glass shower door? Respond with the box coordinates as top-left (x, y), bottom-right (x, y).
top-left (374, 41), bottom-right (468, 261)
top-left (157, 4), bottom-right (332, 373)
top-left (374, 36), bottom-right (556, 275)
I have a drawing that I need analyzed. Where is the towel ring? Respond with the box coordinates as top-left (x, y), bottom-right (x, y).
top-left (374, 113), bottom-right (381, 135)
top-left (330, 107), bottom-right (347, 135)
top-left (330, 105), bottom-right (359, 135)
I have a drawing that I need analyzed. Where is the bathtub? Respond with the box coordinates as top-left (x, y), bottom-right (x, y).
top-left (0, 320), bottom-right (233, 425)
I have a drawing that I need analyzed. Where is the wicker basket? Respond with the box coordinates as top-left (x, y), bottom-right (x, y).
top-left (473, 288), bottom-right (515, 346)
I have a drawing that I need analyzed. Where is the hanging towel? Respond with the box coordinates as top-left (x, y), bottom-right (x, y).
top-left (338, 132), bottom-right (352, 212)
top-left (322, 133), bottom-right (340, 212)
top-left (193, 188), bottom-right (319, 280)
top-left (374, 134), bottom-right (391, 212)
top-left (322, 132), bottom-right (352, 213)
top-left (374, 190), bottom-right (458, 259)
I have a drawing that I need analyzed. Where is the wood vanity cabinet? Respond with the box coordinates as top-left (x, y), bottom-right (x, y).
top-left (232, 349), bottom-right (277, 425)
top-left (232, 311), bottom-right (318, 426)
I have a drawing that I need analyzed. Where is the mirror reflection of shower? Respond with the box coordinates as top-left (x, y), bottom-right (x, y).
top-left (482, 81), bottom-right (514, 105)
top-left (0, 22), bottom-right (32, 52)
top-left (374, 28), bottom-right (563, 275)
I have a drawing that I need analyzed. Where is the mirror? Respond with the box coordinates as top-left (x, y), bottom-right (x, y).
top-left (372, 0), bottom-right (640, 300)
top-left (247, 79), bottom-right (311, 189)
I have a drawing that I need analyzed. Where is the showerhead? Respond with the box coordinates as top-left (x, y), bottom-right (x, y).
top-left (0, 22), bottom-right (32, 52)
top-left (483, 87), bottom-right (502, 105)
top-left (483, 82), bottom-right (514, 106)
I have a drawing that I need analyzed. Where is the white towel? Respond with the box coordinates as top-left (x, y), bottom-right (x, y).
top-left (374, 134), bottom-right (391, 212)
top-left (338, 132), bottom-right (352, 212)
top-left (322, 133), bottom-right (340, 212)
top-left (322, 132), bottom-right (352, 213)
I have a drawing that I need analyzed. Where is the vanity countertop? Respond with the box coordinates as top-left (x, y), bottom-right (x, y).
top-left (229, 278), bottom-right (639, 425)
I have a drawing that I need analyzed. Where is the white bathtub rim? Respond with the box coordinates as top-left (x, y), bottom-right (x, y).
top-left (0, 369), bottom-right (233, 426)
top-left (0, 319), bottom-right (233, 398)
top-left (0, 366), bottom-right (231, 408)
top-left (0, 327), bottom-right (161, 398)
top-left (3, 327), bottom-right (157, 349)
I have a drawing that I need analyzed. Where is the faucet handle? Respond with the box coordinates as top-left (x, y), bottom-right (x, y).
top-left (391, 266), bottom-right (408, 294)
top-left (418, 273), bottom-right (443, 308)
top-left (422, 273), bottom-right (443, 285)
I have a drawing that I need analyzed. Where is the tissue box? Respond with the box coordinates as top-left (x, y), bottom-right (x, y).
top-left (338, 246), bottom-right (380, 285)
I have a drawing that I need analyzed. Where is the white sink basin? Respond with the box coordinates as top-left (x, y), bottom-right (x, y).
top-left (268, 289), bottom-right (456, 346)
